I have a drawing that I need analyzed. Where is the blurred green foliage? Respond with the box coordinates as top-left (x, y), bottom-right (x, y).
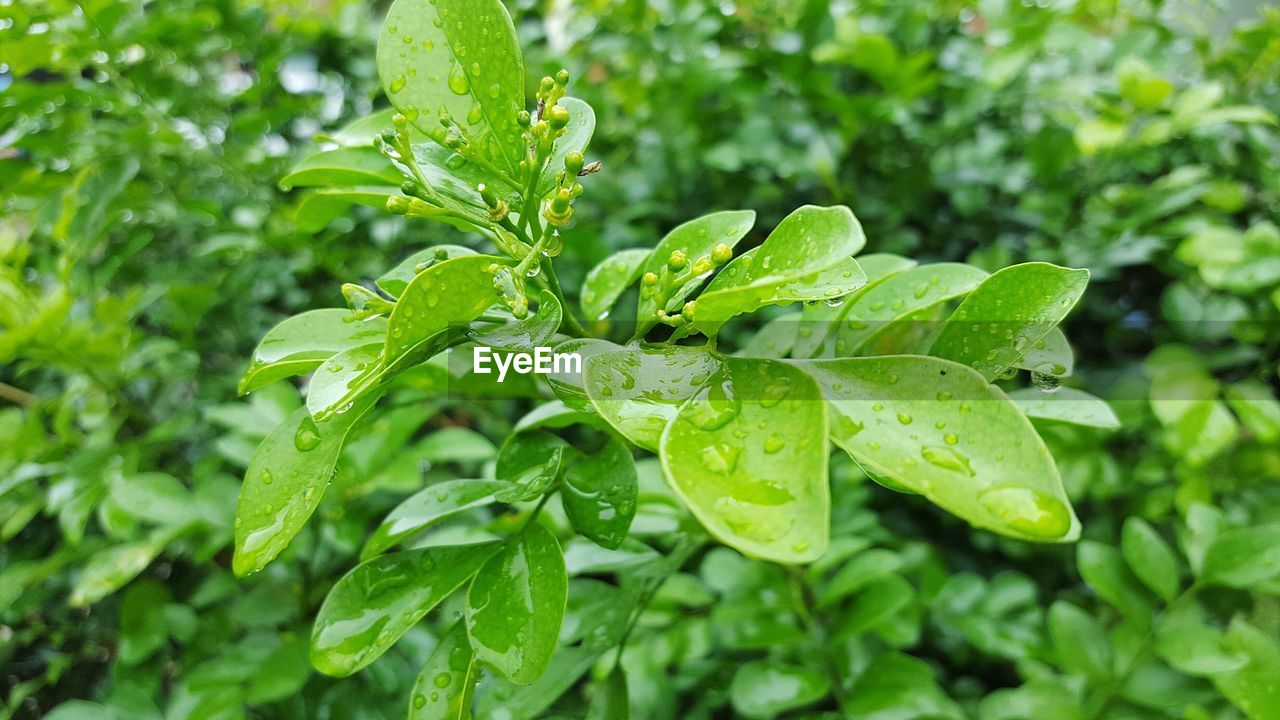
top-left (2, 0), bottom-right (1278, 718)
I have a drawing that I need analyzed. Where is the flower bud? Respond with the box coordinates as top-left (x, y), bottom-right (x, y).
top-left (517, 110), bottom-right (531, 127)
top-left (642, 272), bottom-right (659, 286)
top-left (392, 113), bottom-right (408, 129)
top-left (667, 249), bottom-right (688, 271)
top-left (565, 151), bottom-right (585, 175)
top-left (712, 243), bottom-right (733, 264)
top-left (478, 183), bottom-right (499, 208)
top-left (386, 196), bottom-right (412, 215)
top-left (556, 69), bottom-right (570, 86)
top-left (540, 76), bottom-right (555, 93)
top-left (682, 300), bottom-right (696, 320)
top-left (543, 188), bottom-right (574, 226)
top-left (380, 129), bottom-right (397, 144)
top-left (691, 256), bottom-right (712, 275)
top-left (546, 105), bottom-right (570, 130)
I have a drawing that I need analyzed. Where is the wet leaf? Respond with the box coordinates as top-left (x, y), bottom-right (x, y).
top-left (537, 97), bottom-right (596, 198)
top-left (832, 263), bottom-right (987, 355)
top-left (929, 262), bottom-right (1089, 380)
top-left (386, 254), bottom-right (508, 368)
top-left (295, 187), bottom-right (397, 233)
top-left (798, 356), bottom-right (1080, 542)
top-left (238, 310), bottom-right (387, 395)
top-left (408, 622), bottom-right (479, 720)
top-left (561, 436), bottom-right (637, 549)
top-left (494, 431), bottom-right (568, 502)
top-left (468, 290), bottom-right (562, 352)
top-left (362, 479), bottom-right (507, 560)
top-left (377, 0), bottom-right (526, 177)
top-left (660, 358), bottom-right (829, 563)
top-left (465, 523), bottom-right (567, 684)
top-left (585, 345), bottom-right (722, 452)
top-left (580, 248), bottom-right (649, 321)
top-left (311, 543), bottom-right (499, 676)
top-left (232, 395), bottom-right (380, 577)
top-left (278, 147), bottom-right (402, 190)
top-left (377, 245), bottom-right (477, 298)
top-left (693, 205), bottom-right (866, 337)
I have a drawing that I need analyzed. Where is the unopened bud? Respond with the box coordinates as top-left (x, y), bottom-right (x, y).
top-left (392, 113), bottom-right (408, 129)
top-left (540, 76), bottom-right (555, 93)
top-left (380, 129), bottom-right (397, 144)
top-left (642, 272), bottom-right (659, 286)
top-left (565, 151), bottom-right (585, 175)
top-left (712, 243), bottom-right (733, 264)
top-left (387, 196), bottom-right (412, 215)
top-left (691, 256), bottom-right (713, 275)
top-left (478, 183), bottom-right (499, 208)
top-left (556, 69), bottom-right (570, 86)
top-left (667, 249), bottom-right (688, 271)
top-left (682, 301), bottom-right (696, 319)
top-left (546, 105), bottom-right (570, 130)
top-left (517, 110), bottom-right (531, 127)
top-left (342, 283), bottom-right (395, 320)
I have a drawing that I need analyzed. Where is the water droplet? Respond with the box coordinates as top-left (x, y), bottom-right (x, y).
top-left (390, 75), bottom-right (407, 93)
top-left (763, 434), bottom-right (785, 454)
top-left (488, 82), bottom-right (501, 98)
top-left (260, 470), bottom-right (274, 485)
top-left (759, 376), bottom-right (793, 408)
top-left (943, 433), bottom-right (959, 445)
top-left (467, 103), bottom-right (483, 125)
top-left (448, 63), bottom-right (469, 94)
top-left (921, 446), bottom-right (975, 476)
top-left (685, 374), bottom-right (741, 431)
top-left (413, 695), bottom-right (426, 709)
top-left (700, 443), bottom-right (741, 474)
top-left (1031, 371), bottom-right (1063, 393)
top-left (294, 417), bottom-right (322, 451)
top-left (897, 412), bottom-right (913, 425)
top-left (978, 486), bottom-right (1072, 537)
top-left (434, 672), bottom-right (452, 688)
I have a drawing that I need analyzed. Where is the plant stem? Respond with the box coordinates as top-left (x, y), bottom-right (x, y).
top-left (789, 567), bottom-right (852, 716)
top-left (0, 382), bottom-right (36, 407)
top-left (540, 262), bottom-right (587, 337)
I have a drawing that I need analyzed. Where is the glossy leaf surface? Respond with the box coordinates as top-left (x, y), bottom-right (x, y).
top-left (409, 622), bottom-right (478, 720)
top-left (580, 248), bottom-right (649, 321)
top-left (585, 345), bottom-right (722, 452)
top-left (561, 436), bottom-right (637, 549)
top-left (362, 479), bottom-right (507, 559)
top-left (238, 310), bottom-right (387, 395)
top-left (635, 210), bottom-right (756, 334)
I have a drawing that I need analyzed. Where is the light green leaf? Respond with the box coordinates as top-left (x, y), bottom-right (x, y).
top-left (108, 473), bottom-right (196, 527)
top-left (980, 677), bottom-right (1084, 720)
top-left (377, 0), bottom-right (526, 177)
top-left (834, 574), bottom-right (913, 638)
top-left (1121, 517), bottom-right (1180, 601)
top-left (635, 210), bottom-right (756, 335)
top-left (469, 290), bottom-right (562, 352)
top-left (513, 400), bottom-right (606, 433)
top-left (1014, 327), bottom-right (1074, 376)
top-left (1223, 381), bottom-right (1280, 444)
top-left (1215, 618), bottom-right (1280, 719)
top-left (1077, 540), bottom-right (1152, 620)
top-left (476, 646), bottom-right (599, 720)
top-left (585, 345), bottom-right (721, 452)
top-left (580, 248), bottom-right (649, 322)
top-left (307, 343), bottom-right (384, 421)
top-left (660, 358), bottom-right (829, 563)
top-left (409, 622), bottom-right (479, 720)
top-left (546, 337), bottom-right (622, 410)
top-left (296, 187), bottom-right (397, 233)
top-left (1048, 601), bottom-right (1113, 680)
top-left (739, 312), bottom-right (800, 359)
top-left (792, 253), bottom-right (919, 358)
top-left (386, 254), bottom-right (508, 367)
top-left (238, 310), bottom-right (387, 395)
top-left (465, 523), bottom-right (567, 684)
top-left (362, 479), bottom-right (507, 560)
top-left (799, 356), bottom-right (1080, 542)
top-left (928, 262), bottom-right (1089, 380)
top-left (693, 206), bottom-right (866, 337)
top-left (847, 652), bottom-right (965, 720)
top-left (311, 543), bottom-right (499, 676)
top-left (1154, 604), bottom-right (1247, 676)
top-left (832, 263), bottom-right (987, 355)
top-left (561, 436), bottom-right (637, 549)
top-left (232, 397), bottom-right (379, 577)
top-left (377, 245), bottom-right (477, 298)
top-left (69, 528), bottom-right (177, 607)
top-left (729, 661), bottom-right (830, 719)
top-left (279, 147), bottom-right (402, 190)
top-left (1007, 388), bottom-right (1121, 429)
top-left (1201, 524), bottom-right (1280, 589)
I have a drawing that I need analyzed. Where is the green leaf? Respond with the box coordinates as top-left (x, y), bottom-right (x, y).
top-left (476, 646), bottom-right (599, 720)
top-left (69, 528), bottom-right (177, 607)
top-left (279, 147), bottom-right (403, 190)
top-left (386, 255), bottom-right (508, 368)
top-left (1007, 388), bottom-right (1121, 429)
top-left (1214, 618), bottom-right (1280, 719)
top-left (817, 548), bottom-right (902, 608)
top-left (660, 357), bottom-right (829, 563)
top-left (739, 311), bottom-right (800, 359)
top-left (108, 472), bottom-right (196, 527)
top-left (537, 97), bottom-right (596, 198)
top-left (409, 622), bottom-right (479, 720)
top-left (792, 252), bottom-right (919, 358)
top-left (377, 245), bottom-right (477, 298)
top-left (307, 343), bottom-right (384, 421)
top-left (561, 436), bottom-right (637, 549)
top-left (311, 543), bottom-right (499, 676)
top-left (238, 310), bottom-right (387, 395)
top-left (1076, 540), bottom-right (1152, 620)
top-left (232, 397), bottom-right (379, 577)
top-left (295, 187), bottom-right (397, 233)
top-left (377, 0), bottom-right (526, 177)
top-left (635, 210), bottom-right (756, 335)
top-left (585, 345), bottom-right (722, 452)
top-left (465, 523), bottom-right (567, 684)
top-left (469, 290), bottom-right (562, 352)
top-left (1223, 381), bottom-right (1280, 444)
top-left (514, 400), bottom-right (607, 433)
top-left (928, 262), bottom-right (1090, 380)
top-left (585, 666), bottom-right (629, 720)
top-left (362, 479), bottom-right (507, 560)
top-left (1154, 604), bottom-right (1247, 676)
top-left (846, 652), bottom-right (965, 720)
top-left (1120, 517), bottom-right (1180, 601)
top-left (831, 263), bottom-right (987, 355)
top-left (495, 431), bottom-right (568, 502)
top-left (693, 206), bottom-right (867, 336)
top-left (834, 573), bottom-right (914, 638)
top-left (580, 248), bottom-right (649, 322)
top-left (799, 356), bottom-right (1080, 542)
top-left (729, 660), bottom-right (830, 718)
top-left (1200, 524), bottom-right (1280, 588)
top-left (979, 677), bottom-right (1084, 720)
top-left (1048, 601), bottom-right (1113, 680)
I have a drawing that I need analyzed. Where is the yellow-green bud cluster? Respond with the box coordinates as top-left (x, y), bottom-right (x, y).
top-left (640, 243), bottom-right (734, 325)
top-left (478, 183), bottom-right (509, 221)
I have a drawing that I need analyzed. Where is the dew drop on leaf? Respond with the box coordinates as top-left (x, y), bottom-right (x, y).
top-left (448, 63), bottom-right (469, 94)
top-left (977, 485), bottom-right (1072, 537)
top-left (921, 445), bottom-right (975, 476)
